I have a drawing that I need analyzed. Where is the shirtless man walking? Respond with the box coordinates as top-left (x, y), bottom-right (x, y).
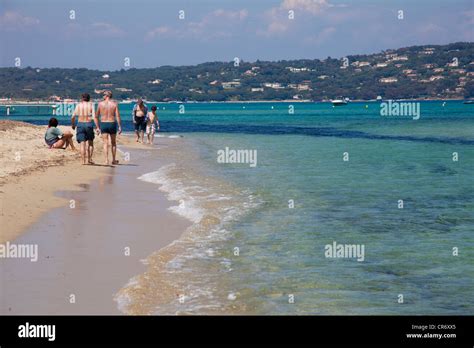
top-left (95, 90), bottom-right (122, 165)
top-left (71, 93), bottom-right (99, 165)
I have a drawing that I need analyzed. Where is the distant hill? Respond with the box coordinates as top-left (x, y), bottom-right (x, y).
top-left (1, 42), bottom-right (473, 101)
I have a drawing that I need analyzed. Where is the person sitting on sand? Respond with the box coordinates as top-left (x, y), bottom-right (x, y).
top-left (132, 98), bottom-right (147, 143)
top-left (146, 105), bottom-right (160, 145)
top-left (45, 117), bottom-right (76, 150)
top-left (71, 93), bottom-right (99, 165)
top-left (95, 90), bottom-right (122, 165)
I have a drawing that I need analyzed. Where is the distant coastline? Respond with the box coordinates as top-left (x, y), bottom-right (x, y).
top-left (1, 42), bottom-right (473, 102)
top-left (0, 97), bottom-right (471, 105)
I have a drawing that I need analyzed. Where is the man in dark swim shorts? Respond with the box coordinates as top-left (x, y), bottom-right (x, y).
top-left (100, 121), bottom-right (117, 135)
top-left (76, 123), bottom-right (95, 142)
top-left (72, 93), bottom-right (98, 164)
top-left (132, 98), bottom-right (148, 143)
top-left (95, 90), bottom-right (122, 165)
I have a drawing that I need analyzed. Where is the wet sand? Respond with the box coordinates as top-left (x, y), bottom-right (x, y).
top-left (0, 144), bottom-right (191, 314)
top-left (0, 120), bottom-right (136, 243)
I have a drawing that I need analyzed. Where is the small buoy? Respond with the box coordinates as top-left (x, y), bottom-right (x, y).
top-left (271, 106), bottom-right (274, 109)
top-left (365, 105), bottom-right (368, 109)
top-left (442, 102), bottom-right (446, 107)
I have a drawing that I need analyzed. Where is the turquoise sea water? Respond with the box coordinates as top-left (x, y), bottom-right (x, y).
top-left (9, 101), bottom-right (474, 314)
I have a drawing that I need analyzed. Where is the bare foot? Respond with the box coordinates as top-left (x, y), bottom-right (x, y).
top-left (112, 160), bottom-right (119, 165)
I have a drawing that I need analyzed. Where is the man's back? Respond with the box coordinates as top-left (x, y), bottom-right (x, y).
top-left (75, 101), bottom-right (94, 123)
top-left (98, 100), bottom-right (117, 122)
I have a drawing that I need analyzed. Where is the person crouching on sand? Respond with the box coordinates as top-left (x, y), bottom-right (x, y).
top-left (95, 90), bottom-right (122, 165)
top-left (146, 105), bottom-right (160, 145)
top-left (44, 117), bottom-right (76, 150)
top-left (71, 93), bottom-right (99, 165)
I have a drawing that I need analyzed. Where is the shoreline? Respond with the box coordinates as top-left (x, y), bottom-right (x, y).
top-left (0, 120), bottom-right (249, 315)
top-left (0, 130), bottom-right (192, 314)
top-left (0, 98), bottom-right (469, 105)
top-left (0, 121), bottom-right (139, 244)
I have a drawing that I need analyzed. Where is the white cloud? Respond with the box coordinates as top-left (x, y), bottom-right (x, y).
top-left (62, 21), bottom-right (126, 40)
top-left (416, 23), bottom-right (444, 35)
top-left (259, 0), bottom-right (337, 36)
top-left (463, 10), bottom-right (474, 25)
top-left (281, 0), bottom-right (331, 15)
top-left (0, 11), bottom-right (39, 31)
top-left (303, 26), bottom-right (336, 44)
top-left (213, 9), bottom-right (248, 21)
top-left (90, 22), bottom-right (125, 38)
top-left (145, 26), bottom-right (172, 41)
top-left (267, 20), bottom-right (289, 34)
top-left (145, 9), bottom-right (248, 41)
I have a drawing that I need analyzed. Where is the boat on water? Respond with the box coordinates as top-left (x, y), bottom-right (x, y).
top-left (331, 98), bottom-right (349, 106)
top-left (463, 100), bottom-right (474, 104)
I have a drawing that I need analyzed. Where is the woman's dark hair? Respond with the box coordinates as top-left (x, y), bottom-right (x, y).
top-left (82, 93), bottom-right (90, 102)
top-left (48, 117), bottom-right (59, 127)
top-left (151, 105), bottom-right (157, 111)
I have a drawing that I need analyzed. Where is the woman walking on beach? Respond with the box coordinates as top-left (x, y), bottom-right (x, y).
top-left (132, 98), bottom-right (147, 143)
top-left (71, 93), bottom-right (99, 165)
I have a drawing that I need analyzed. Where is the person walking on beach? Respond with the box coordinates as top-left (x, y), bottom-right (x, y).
top-left (146, 105), bottom-right (160, 145)
top-left (44, 117), bottom-right (76, 150)
top-left (132, 98), bottom-right (147, 143)
top-left (95, 90), bottom-right (122, 165)
top-left (71, 93), bottom-right (98, 165)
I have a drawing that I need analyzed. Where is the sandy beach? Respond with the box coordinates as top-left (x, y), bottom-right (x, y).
top-left (0, 120), bottom-right (126, 243)
top-left (0, 121), bottom-right (190, 314)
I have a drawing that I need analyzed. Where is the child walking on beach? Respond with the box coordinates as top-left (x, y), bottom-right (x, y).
top-left (146, 105), bottom-right (160, 145)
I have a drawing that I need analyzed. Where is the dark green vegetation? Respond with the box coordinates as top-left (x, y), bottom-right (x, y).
top-left (2, 42), bottom-right (473, 101)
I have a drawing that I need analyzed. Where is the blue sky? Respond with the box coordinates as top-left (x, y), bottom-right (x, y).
top-left (0, 0), bottom-right (472, 70)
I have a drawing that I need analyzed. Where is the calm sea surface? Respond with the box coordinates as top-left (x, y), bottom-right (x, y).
top-left (7, 101), bottom-right (474, 314)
